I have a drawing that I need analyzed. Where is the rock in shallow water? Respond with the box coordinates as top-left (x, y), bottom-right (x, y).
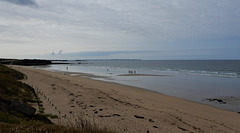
top-left (206, 98), bottom-right (226, 104)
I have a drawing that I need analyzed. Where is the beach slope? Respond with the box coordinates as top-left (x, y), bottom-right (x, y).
top-left (12, 66), bottom-right (240, 133)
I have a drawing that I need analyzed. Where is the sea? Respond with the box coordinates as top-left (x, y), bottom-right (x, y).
top-left (35, 60), bottom-right (240, 112)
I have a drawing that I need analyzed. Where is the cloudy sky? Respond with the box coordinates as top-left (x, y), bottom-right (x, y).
top-left (0, 0), bottom-right (240, 59)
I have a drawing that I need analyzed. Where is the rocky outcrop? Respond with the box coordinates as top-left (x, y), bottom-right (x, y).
top-left (1, 99), bottom-right (36, 117)
top-left (11, 101), bottom-right (36, 117)
top-left (0, 99), bottom-right (12, 112)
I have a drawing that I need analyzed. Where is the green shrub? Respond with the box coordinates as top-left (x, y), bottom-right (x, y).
top-left (0, 74), bottom-right (35, 103)
top-left (0, 65), bottom-right (25, 80)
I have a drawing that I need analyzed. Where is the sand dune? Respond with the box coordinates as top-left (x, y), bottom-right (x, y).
top-left (12, 66), bottom-right (240, 133)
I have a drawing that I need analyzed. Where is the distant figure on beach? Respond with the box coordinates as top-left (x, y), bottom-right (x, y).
top-left (134, 70), bottom-right (136, 74)
top-left (129, 70), bottom-right (132, 74)
top-left (66, 67), bottom-right (68, 71)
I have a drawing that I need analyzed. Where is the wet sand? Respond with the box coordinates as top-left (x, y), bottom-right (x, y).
top-left (117, 74), bottom-right (168, 76)
top-left (12, 65), bottom-right (240, 133)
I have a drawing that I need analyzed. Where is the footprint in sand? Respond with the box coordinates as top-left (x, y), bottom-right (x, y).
top-left (98, 115), bottom-right (111, 118)
top-left (134, 115), bottom-right (144, 119)
top-left (113, 114), bottom-right (121, 117)
top-left (75, 94), bottom-right (82, 97)
top-left (69, 93), bottom-right (74, 96)
top-left (98, 114), bottom-right (121, 117)
top-left (177, 127), bottom-right (187, 131)
top-left (149, 119), bottom-right (154, 123)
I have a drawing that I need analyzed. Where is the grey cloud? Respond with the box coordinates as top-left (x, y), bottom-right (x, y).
top-left (1, 0), bottom-right (240, 59)
top-left (2, 0), bottom-right (38, 7)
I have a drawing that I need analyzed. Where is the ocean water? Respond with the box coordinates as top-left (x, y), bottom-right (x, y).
top-left (38, 60), bottom-right (240, 112)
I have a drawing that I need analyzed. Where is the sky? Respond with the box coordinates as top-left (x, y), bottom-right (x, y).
top-left (0, 0), bottom-right (240, 60)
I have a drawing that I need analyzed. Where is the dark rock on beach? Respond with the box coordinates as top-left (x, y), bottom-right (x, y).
top-left (206, 98), bottom-right (226, 104)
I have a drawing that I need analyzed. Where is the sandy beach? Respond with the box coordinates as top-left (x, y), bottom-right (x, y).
top-left (11, 65), bottom-right (240, 133)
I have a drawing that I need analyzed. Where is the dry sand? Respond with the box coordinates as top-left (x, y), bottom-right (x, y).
top-left (11, 65), bottom-right (240, 133)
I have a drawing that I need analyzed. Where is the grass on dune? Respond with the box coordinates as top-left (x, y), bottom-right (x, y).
top-left (0, 65), bottom-right (25, 80)
top-left (0, 74), bottom-right (35, 103)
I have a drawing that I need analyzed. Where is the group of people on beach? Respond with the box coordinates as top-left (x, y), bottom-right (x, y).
top-left (128, 70), bottom-right (137, 74)
top-left (106, 67), bottom-right (137, 75)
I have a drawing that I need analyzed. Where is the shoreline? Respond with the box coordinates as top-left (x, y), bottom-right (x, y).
top-left (117, 74), bottom-right (169, 77)
top-left (11, 65), bottom-right (240, 133)
top-left (46, 67), bottom-right (240, 112)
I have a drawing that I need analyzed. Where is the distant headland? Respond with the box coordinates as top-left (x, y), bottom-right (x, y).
top-left (0, 59), bottom-right (52, 66)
